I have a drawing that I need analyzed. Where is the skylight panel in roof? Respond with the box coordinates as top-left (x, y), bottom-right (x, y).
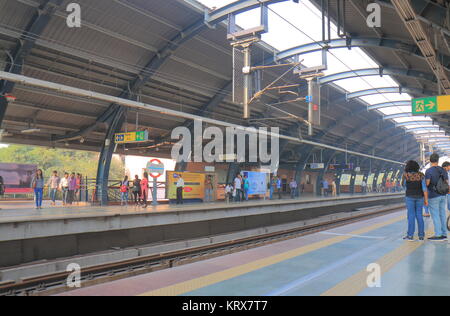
top-left (393, 117), bottom-right (431, 123)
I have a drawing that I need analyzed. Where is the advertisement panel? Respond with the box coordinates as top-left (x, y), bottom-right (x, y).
top-left (377, 173), bottom-right (385, 185)
top-left (166, 171), bottom-right (205, 200)
top-left (241, 171), bottom-right (267, 195)
top-left (354, 175), bottom-right (364, 186)
top-left (340, 174), bottom-right (351, 185)
top-left (367, 173), bottom-right (375, 186)
top-left (0, 163), bottom-right (36, 194)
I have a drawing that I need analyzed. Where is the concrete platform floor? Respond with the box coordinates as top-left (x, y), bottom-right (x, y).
top-left (0, 192), bottom-right (397, 223)
top-left (59, 209), bottom-right (450, 296)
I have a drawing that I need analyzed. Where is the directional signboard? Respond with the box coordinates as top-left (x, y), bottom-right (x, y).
top-left (412, 95), bottom-right (450, 115)
top-left (115, 131), bottom-right (149, 144)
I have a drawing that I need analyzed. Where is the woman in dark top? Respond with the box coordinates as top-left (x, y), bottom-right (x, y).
top-left (0, 176), bottom-right (4, 196)
top-left (132, 175), bottom-right (141, 206)
top-left (0, 176), bottom-right (4, 210)
top-left (402, 160), bottom-right (428, 241)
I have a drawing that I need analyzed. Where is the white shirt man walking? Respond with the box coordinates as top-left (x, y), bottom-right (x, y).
top-left (176, 175), bottom-right (184, 205)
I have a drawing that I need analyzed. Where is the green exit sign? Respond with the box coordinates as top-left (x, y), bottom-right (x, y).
top-left (412, 97), bottom-right (437, 115)
top-left (412, 95), bottom-right (450, 115)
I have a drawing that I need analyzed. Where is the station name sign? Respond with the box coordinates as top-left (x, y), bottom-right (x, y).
top-left (115, 131), bottom-right (149, 144)
top-left (412, 95), bottom-right (450, 115)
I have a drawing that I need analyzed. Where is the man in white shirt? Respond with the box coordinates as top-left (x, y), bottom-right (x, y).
top-left (176, 175), bottom-right (184, 205)
top-left (234, 174), bottom-right (242, 202)
top-left (59, 173), bottom-right (69, 206)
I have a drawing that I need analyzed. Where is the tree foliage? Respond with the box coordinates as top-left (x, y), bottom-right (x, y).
top-left (0, 145), bottom-right (125, 180)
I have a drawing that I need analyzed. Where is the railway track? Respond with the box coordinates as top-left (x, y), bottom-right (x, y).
top-left (0, 204), bottom-right (404, 296)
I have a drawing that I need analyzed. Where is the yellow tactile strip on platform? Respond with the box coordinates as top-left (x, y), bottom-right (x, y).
top-left (322, 232), bottom-right (429, 296)
top-left (140, 215), bottom-right (406, 296)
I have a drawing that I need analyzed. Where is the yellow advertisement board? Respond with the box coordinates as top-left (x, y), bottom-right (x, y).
top-left (340, 174), bottom-right (351, 185)
top-left (167, 171), bottom-right (205, 200)
top-left (367, 174), bottom-right (375, 185)
top-left (377, 173), bottom-right (385, 185)
top-left (354, 175), bottom-right (364, 186)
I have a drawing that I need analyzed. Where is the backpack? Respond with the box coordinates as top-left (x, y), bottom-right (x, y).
top-left (432, 167), bottom-right (449, 195)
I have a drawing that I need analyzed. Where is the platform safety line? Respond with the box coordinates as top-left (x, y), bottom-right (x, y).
top-left (317, 232), bottom-right (386, 240)
top-left (139, 214), bottom-right (406, 296)
top-left (321, 230), bottom-right (431, 296)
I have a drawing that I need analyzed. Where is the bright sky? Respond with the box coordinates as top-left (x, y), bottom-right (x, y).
top-left (197, 0), bottom-right (449, 153)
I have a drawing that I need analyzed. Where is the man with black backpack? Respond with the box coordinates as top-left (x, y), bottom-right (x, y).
top-left (425, 153), bottom-right (449, 241)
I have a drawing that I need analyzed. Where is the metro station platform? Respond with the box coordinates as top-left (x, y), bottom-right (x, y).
top-left (0, 193), bottom-right (403, 268)
top-left (60, 210), bottom-right (450, 296)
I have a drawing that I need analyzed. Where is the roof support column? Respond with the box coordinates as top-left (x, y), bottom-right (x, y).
top-left (0, 95), bottom-right (7, 127)
top-left (349, 170), bottom-right (357, 195)
top-left (96, 106), bottom-right (126, 206)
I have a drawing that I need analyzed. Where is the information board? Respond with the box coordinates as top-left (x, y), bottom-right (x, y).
top-left (340, 174), bottom-right (351, 185)
top-left (377, 173), bottom-right (385, 185)
top-left (354, 175), bottom-right (364, 186)
top-left (0, 163), bottom-right (36, 194)
top-left (115, 131), bottom-right (149, 144)
top-left (166, 172), bottom-right (205, 200)
top-left (241, 171), bottom-right (267, 195)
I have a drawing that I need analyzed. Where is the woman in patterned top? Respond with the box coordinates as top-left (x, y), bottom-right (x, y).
top-left (402, 160), bottom-right (428, 242)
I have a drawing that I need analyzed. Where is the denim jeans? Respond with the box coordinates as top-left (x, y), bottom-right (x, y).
top-left (235, 189), bottom-right (242, 202)
top-left (270, 187), bottom-right (274, 200)
top-left (405, 197), bottom-right (425, 238)
top-left (244, 188), bottom-right (249, 201)
top-left (205, 189), bottom-right (213, 202)
top-left (62, 188), bottom-right (69, 205)
top-left (121, 192), bottom-right (128, 205)
top-left (428, 195), bottom-right (447, 237)
top-left (290, 189), bottom-right (296, 199)
top-left (50, 188), bottom-right (57, 203)
top-left (34, 188), bottom-right (43, 207)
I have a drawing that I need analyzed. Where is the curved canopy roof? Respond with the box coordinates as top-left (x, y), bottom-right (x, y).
top-left (0, 0), bottom-right (448, 163)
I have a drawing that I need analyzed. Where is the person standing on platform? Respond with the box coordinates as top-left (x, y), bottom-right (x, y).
top-left (361, 180), bottom-right (367, 194)
top-left (322, 179), bottom-right (329, 197)
top-left (289, 178), bottom-right (297, 199)
top-left (67, 172), bottom-right (76, 205)
top-left (120, 176), bottom-right (129, 207)
top-left (176, 174), bottom-right (184, 205)
top-left (0, 175), bottom-right (4, 210)
top-left (402, 160), bottom-right (428, 242)
top-left (269, 176), bottom-right (276, 200)
top-left (331, 179), bottom-right (337, 197)
top-left (234, 173), bottom-right (242, 203)
top-left (425, 153), bottom-right (449, 241)
top-left (442, 162), bottom-right (450, 212)
top-left (277, 176), bottom-right (282, 199)
top-left (47, 171), bottom-right (60, 206)
top-left (31, 169), bottom-right (44, 210)
top-left (60, 173), bottom-right (69, 206)
top-left (243, 175), bottom-right (250, 201)
top-left (205, 175), bottom-right (213, 203)
top-left (225, 183), bottom-right (233, 203)
top-left (132, 175), bottom-right (141, 206)
top-left (75, 173), bottom-right (82, 205)
top-left (141, 172), bottom-right (149, 208)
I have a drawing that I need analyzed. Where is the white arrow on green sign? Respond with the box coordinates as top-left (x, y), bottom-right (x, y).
top-left (412, 95), bottom-right (450, 115)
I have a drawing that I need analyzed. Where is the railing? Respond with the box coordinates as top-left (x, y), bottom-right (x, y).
top-left (85, 178), bottom-right (167, 205)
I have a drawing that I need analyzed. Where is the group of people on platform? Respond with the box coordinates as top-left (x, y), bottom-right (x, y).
top-left (403, 153), bottom-right (450, 242)
top-left (225, 173), bottom-right (250, 203)
top-left (31, 170), bottom-right (83, 209)
top-left (120, 173), bottom-right (151, 208)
